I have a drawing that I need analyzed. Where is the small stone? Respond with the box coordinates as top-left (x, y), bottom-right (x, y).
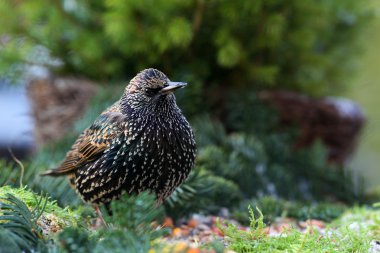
top-left (163, 217), bottom-right (174, 228)
top-left (185, 248), bottom-right (200, 253)
top-left (298, 221), bottom-right (308, 229)
top-left (187, 218), bottom-right (199, 228)
top-left (218, 208), bottom-right (229, 218)
top-left (197, 224), bottom-right (210, 231)
top-left (172, 228), bottom-right (182, 237)
top-left (369, 241), bottom-right (380, 253)
top-left (309, 219), bottom-right (325, 229)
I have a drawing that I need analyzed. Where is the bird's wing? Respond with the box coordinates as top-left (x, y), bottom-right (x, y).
top-left (41, 112), bottom-right (127, 176)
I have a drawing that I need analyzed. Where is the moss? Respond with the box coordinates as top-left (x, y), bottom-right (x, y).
top-left (0, 186), bottom-right (79, 229)
top-left (220, 205), bottom-right (380, 252)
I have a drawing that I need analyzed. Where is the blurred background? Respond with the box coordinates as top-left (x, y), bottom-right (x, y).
top-left (0, 0), bottom-right (379, 219)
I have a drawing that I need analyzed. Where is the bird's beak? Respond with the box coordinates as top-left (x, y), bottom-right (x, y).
top-left (160, 81), bottom-right (187, 94)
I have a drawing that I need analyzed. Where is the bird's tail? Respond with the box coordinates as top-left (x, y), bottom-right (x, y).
top-left (41, 169), bottom-right (76, 188)
top-left (40, 168), bottom-right (64, 177)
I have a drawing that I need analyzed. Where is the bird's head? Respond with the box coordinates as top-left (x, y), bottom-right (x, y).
top-left (124, 68), bottom-right (187, 102)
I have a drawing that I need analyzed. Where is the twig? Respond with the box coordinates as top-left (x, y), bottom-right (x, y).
top-left (8, 147), bottom-right (25, 188)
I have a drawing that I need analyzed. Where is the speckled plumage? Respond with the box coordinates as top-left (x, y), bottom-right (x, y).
top-left (42, 69), bottom-right (196, 205)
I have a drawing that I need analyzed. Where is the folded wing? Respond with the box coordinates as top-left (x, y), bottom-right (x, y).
top-left (41, 112), bottom-right (126, 176)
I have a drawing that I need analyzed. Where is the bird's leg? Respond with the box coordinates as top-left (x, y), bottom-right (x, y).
top-left (94, 204), bottom-right (108, 228)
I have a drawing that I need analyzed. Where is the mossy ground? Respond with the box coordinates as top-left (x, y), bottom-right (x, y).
top-left (218, 206), bottom-right (380, 253)
top-left (0, 185), bottom-right (79, 228)
top-left (1, 185), bottom-right (379, 252)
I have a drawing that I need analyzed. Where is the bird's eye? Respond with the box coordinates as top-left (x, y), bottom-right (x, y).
top-left (146, 87), bottom-right (162, 97)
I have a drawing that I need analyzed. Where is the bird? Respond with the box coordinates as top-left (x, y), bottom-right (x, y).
top-left (41, 68), bottom-right (196, 208)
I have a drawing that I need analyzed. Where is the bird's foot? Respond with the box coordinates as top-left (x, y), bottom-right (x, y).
top-left (94, 204), bottom-right (109, 228)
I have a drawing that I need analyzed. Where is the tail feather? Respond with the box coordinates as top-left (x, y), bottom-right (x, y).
top-left (41, 170), bottom-right (77, 189)
top-left (40, 168), bottom-right (66, 177)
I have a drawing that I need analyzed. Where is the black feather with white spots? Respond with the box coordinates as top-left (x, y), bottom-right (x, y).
top-left (70, 69), bottom-right (196, 204)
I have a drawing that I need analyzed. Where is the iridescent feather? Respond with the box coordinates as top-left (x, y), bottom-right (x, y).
top-left (41, 69), bottom-right (196, 205)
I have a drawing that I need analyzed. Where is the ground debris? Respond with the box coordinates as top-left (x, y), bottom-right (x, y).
top-left (161, 214), bottom-right (329, 248)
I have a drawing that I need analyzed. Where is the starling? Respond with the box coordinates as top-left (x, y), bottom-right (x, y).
top-left (41, 68), bottom-right (196, 206)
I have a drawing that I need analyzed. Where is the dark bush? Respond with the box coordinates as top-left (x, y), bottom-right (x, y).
top-left (0, 0), bottom-right (370, 97)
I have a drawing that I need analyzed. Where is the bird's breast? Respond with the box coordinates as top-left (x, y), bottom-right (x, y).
top-left (120, 114), bottom-right (196, 196)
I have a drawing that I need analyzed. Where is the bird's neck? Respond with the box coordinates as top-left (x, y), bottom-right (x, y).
top-left (120, 94), bottom-right (180, 121)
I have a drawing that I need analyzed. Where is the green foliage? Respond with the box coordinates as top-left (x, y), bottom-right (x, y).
top-left (0, 193), bottom-right (46, 253)
top-left (103, 192), bottom-right (165, 235)
top-left (217, 206), bottom-right (267, 252)
top-left (57, 227), bottom-right (96, 253)
top-left (232, 196), bottom-right (347, 225)
top-left (0, 186), bottom-right (79, 227)
top-left (219, 206), bottom-right (376, 253)
top-left (0, 186), bottom-right (168, 252)
top-left (55, 192), bottom-right (168, 253)
top-left (194, 113), bottom-right (358, 204)
top-left (0, 0), bottom-right (370, 96)
top-left (165, 169), bottom-right (242, 218)
top-left (226, 92), bottom-right (362, 202)
top-left (0, 160), bottom-right (20, 187)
